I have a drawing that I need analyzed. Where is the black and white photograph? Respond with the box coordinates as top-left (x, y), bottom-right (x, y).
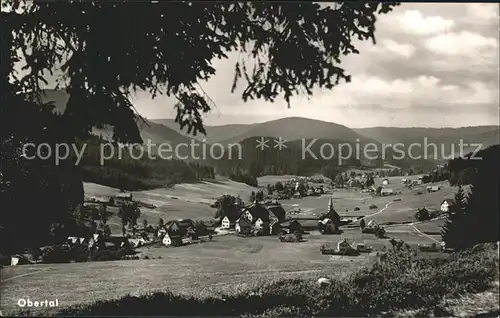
top-left (1, 1), bottom-right (499, 316)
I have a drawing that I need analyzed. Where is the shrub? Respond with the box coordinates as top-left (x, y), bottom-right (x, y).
top-left (415, 208), bottom-right (430, 221)
top-left (369, 204), bottom-right (378, 210)
top-left (90, 249), bottom-right (130, 262)
top-left (354, 207), bottom-right (360, 211)
top-left (374, 227), bottom-right (386, 238)
top-left (41, 244), bottom-right (89, 264)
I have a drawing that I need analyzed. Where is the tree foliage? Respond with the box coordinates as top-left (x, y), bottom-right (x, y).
top-left (2, 1), bottom-right (399, 141)
top-left (441, 186), bottom-right (468, 249)
top-left (214, 195), bottom-right (240, 220)
top-left (441, 146), bottom-right (500, 249)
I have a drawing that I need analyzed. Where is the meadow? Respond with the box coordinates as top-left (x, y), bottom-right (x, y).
top-left (1, 174), bottom-right (460, 315)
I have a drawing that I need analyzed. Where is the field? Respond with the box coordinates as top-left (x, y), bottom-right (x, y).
top-left (0, 174), bottom-right (458, 315)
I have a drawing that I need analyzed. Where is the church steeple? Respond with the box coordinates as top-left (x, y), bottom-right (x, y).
top-left (328, 196), bottom-right (334, 212)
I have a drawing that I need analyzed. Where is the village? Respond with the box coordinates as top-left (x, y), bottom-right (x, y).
top-left (6, 171), bottom-right (455, 267)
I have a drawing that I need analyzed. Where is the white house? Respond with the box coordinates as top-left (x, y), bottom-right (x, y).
top-left (255, 218), bottom-right (265, 230)
top-left (440, 199), bottom-right (452, 213)
top-left (401, 178), bottom-right (407, 184)
top-left (221, 216), bottom-right (232, 229)
top-left (162, 233), bottom-right (172, 246)
top-left (382, 179), bottom-right (389, 185)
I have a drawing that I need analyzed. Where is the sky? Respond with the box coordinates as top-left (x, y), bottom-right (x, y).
top-left (130, 3), bottom-right (499, 127)
top-left (28, 3), bottom-right (500, 128)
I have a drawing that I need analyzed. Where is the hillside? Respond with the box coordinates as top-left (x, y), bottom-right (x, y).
top-left (41, 90), bottom-right (206, 160)
top-left (151, 118), bottom-right (254, 143)
top-left (354, 126), bottom-right (499, 148)
top-left (216, 117), bottom-right (375, 145)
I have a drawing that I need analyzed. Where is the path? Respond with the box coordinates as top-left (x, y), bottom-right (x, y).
top-left (1, 268), bottom-right (50, 283)
top-left (410, 224), bottom-right (441, 243)
top-left (352, 201), bottom-right (394, 223)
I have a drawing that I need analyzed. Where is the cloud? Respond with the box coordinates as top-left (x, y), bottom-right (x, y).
top-left (425, 31), bottom-right (498, 56)
top-left (327, 75), bottom-right (497, 110)
top-left (465, 3), bottom-right (498, 21)
top-left (369, 40), bottom-right (415, 58)
top-left (397, 10), bottom-right (455, 35)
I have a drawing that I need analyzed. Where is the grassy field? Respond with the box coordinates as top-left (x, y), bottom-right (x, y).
top-left (1, 174), bottom-right (458, 315)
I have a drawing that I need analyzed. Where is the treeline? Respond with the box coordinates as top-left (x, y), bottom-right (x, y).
top-left (211, 138), bottom-right (365, 178)
top-left (441, 145), bottom-right (499, 248)
top-left (78, 136), bottom-right (215, 190)
top-left (210, 137), bottom-right (436, 179)
top-left (446, 145), bottom-right (499, 186)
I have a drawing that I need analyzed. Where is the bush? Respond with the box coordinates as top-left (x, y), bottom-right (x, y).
top-left (354, 207), bottom-right (360, 211)
top-left (41, 244), bottom-right (89, 264)
top-left (90, 249), bottom-right (130, 262)
top-left (369, 204), bottom-right (378, 210)
top-left (415, 208), bottom-right (430, 221)
top-left (374, 227), bottom-right (386, 238)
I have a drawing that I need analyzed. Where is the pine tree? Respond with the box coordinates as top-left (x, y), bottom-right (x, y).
top-left (463, 169), bottom-right (499, 246)
top-left (441, 186), bottom-right (468, 249)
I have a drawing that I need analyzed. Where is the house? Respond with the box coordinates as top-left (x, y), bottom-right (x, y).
top-left (427, 185), bottom-right (441, 192)
top-left (235, 218), bottom-right (253, 235)
top-left (281, 219), bottom-right (304, 234)
top-left (157, 227), bottom-right (167, 238)
top-left (165, 219), bottom-right (195, 238)
top-left (162, 233), bottom-right (182, 246)
top-left (128, 238), bottom-right (142, 248)
top-left (240, 209), bottom-right (254, 223)
top-left (269, 220), bottom-right (281, 235)
top-left (221, 216), bottom-right (236, 229)
top-left (355, 243), bottom-right (372, 253)
top-left (366, 220), bottom-right (378, 228)
top-left (412, 179), bottom-right (422, 185)
top-left (382, 178), bottom-right (389, 185)
top-left (67, 236), bottom-right (87, 245)
top-left (441, 199), bottom-right (453, 213)
top-left (318, 218), bottom-right (338, 234)
top-left (380, 188), bottom-right (394, 196)
top-left (254, 217), bottom-right (266, 230)
top-left (337, 238), bottom-right (354, 253)
top-left (401, 178), bottom-right (407, 184)
top-left (116, 192), bottom-right (133, 201)
top-left (267, 205), bottom-right (286, 222)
